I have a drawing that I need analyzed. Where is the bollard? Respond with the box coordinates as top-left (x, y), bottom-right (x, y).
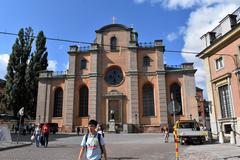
top-left (219, 131), bottom-right (224, 144)
top-left (174, 130), bottom-right (180, 160)
top-left (230, 131), bottom-right (236, 144)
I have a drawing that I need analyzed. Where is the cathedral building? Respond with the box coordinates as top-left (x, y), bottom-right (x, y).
top-left (36, 23), bottom-right (198, 132)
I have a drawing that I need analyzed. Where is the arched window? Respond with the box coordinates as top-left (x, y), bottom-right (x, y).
top-left (79, 85), bottom-right (88, 117)
top-left (170, 83), bottom-right (182, 115)
top-left (143, 83), bottom-right (155, 116)
top-left (80, 59), bottom-right (87, 69)
top-left (53, 88), bottom-right (63, 117)
top-left (143, 56), bottom-right (150, 66)
top-left (110, 37), bottom-right (117, 51)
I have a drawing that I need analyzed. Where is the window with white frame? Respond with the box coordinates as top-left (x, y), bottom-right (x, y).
top-left (218, 84), bottom-right (233, 118)
top-left (215, 57), bottom-right (224, 70)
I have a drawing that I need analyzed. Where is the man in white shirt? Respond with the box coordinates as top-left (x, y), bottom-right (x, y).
top-left (78, 119), bottom-right (107, 160)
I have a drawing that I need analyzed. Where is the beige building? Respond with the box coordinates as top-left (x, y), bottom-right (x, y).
top-left (36, 23), bottom-right (198, 133)
top-left (198, 7), bottom-right (240, 143)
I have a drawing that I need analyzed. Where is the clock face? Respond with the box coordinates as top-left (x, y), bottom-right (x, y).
top-left (104, 68), bottom-right (123, 85)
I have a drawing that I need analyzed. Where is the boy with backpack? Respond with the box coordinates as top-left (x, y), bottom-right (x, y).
top-left (78, 119), bottom-right (107, 160)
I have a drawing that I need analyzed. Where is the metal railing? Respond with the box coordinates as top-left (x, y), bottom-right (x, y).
top-left (138, 42), bottom-right (154, 48)
top-left (79, 46), bottom-right (90, 52)
top-left (164, 65), bottom-right (183, 70)
top-left (52, 71), bottom-right (67, 76)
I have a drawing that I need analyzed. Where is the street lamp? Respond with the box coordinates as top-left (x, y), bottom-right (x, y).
top-left (190, 114), bottom-right (192, 120)
top-left (134, 113), bottom-right (138, 125)
top-left (171, 93), bottom-right (176, 125)
top-left (17, 107), bottom-right (24, 144)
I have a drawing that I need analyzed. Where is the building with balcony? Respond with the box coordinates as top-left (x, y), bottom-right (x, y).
top-left (36, 23), bottom-right (198, 133)
top-left (197, 7), bottom-right (240, 143)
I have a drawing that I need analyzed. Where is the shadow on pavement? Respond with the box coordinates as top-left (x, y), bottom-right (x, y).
top-left (11, 133), bottom-right (81, 142)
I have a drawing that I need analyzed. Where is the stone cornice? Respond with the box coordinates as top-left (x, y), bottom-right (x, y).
top-left (139, 72), bottom-right (157, 76)
top-left (211, 72), bottom-right (231, 83)
top-left (156, 70), bottom-right (166, 75)
top-left (125, 71), bottom-right (138, 76)
top-left (166, 69), bottom-right (197, 74)
top-left (104, 90), bottom-right (125, 97)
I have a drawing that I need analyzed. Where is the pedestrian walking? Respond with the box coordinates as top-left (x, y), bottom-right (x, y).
top-left (33, 124), bottom-right (41, 147)
top-left (42, 123), bottom-right (50, 147)
top-left (78, 119), bottom-right (107, 160)
top-left (77, 126), bottom-right (80, 136)
top-left (97, 124), bottom-right (104, 138)
top-left (164, 126), bottom-right (169, 143)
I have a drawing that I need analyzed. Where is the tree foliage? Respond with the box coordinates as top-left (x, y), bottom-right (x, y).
top-left (25, 31), bottom-right (48, 117)
top-left (4, 28), bottom-right (48, 117)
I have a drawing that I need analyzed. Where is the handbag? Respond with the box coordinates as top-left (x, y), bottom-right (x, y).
top-left (31, 135), bottom-right (35, 141)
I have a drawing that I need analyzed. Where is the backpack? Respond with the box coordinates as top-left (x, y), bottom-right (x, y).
top-left (84, 133), bottom-right (103, 155)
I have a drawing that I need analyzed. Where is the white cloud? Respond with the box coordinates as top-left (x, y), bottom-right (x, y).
top-left (63, 62), bottom-right (69, 71)
top-left (133, 0), bottom-right (146, 4)
top-left (167, 32), bottom-right (178, 41)
top-left (133, 0), bottom-right (240, 9)
top-left (162, 0), bottom-right (198, 9)
top-left (178, 26), bottom-right (186, 35)
top-left (47, 60), bottom-right (57, 71)
top-left (0, 54), bottom-right (9, 79)
top-left (166, 26), bottom-right (186, 42)
top-left (133, 0), bottom-right (240, 98)
top-left (181, 2), bottom-right (240, 98)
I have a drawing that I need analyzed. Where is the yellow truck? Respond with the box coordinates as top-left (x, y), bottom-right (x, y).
top-left (173, 120), bottom-right (208, 145)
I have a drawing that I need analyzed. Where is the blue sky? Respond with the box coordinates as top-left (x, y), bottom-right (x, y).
top-left (0, 0), bottom-right (240, 98)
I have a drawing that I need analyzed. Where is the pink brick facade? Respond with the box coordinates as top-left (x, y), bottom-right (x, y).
top-left (36, 24), bottom-right (198, 133)
top-left (198, 8), bottom-right (240, 143)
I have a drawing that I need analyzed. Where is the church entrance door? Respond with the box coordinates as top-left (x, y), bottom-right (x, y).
top-left (108, 100), bottom-right (121, 124)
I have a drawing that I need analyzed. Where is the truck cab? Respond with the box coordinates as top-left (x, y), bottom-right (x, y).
top-left (174, 120), bottom-right (207, 145)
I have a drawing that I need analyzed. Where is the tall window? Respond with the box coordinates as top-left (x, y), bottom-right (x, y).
top-left (53, 88), bottom-right (63, 117)
top-left (143, 83), bottom-right (155, 116)
top-left (79, 85), bottom-right (88, 117)
top-left (143, 56), bottom-right (150, 66)
top-left (170, 83), bottom-right (182, 115)
top-left (219, 84), bottom-right (232, 118)
top-left (110, 37), bottom-right (117, 51)
top-left (216, 57), bottom-right (224, 70)
top-left (80, 59), bottom-right (87, 69)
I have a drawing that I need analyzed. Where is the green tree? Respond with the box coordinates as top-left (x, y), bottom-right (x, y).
top-left (5, 28), bottom-right (34, 116)
top-left (25, 31), bottom-right (48, 117)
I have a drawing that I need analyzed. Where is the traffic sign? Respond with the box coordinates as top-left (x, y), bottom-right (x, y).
top-left (167, 100), bottom-right (181, 114)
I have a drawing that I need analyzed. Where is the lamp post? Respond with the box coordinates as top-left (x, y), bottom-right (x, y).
top-left (171, 93), bottom-right (176, 125)
top-left (190, 114), bottom-right (192, 120)
top-left (38, 115), bottom-right (41, 123)
top-left (17, 107), bottom-right (24, 144)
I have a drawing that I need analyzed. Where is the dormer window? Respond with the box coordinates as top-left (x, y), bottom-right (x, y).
top-left (80, 59), bottom-right (87, 69)
top-left (143, 56), bottom-right (150, 66)
top-left (110, 36), bottom-right (117, 51)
